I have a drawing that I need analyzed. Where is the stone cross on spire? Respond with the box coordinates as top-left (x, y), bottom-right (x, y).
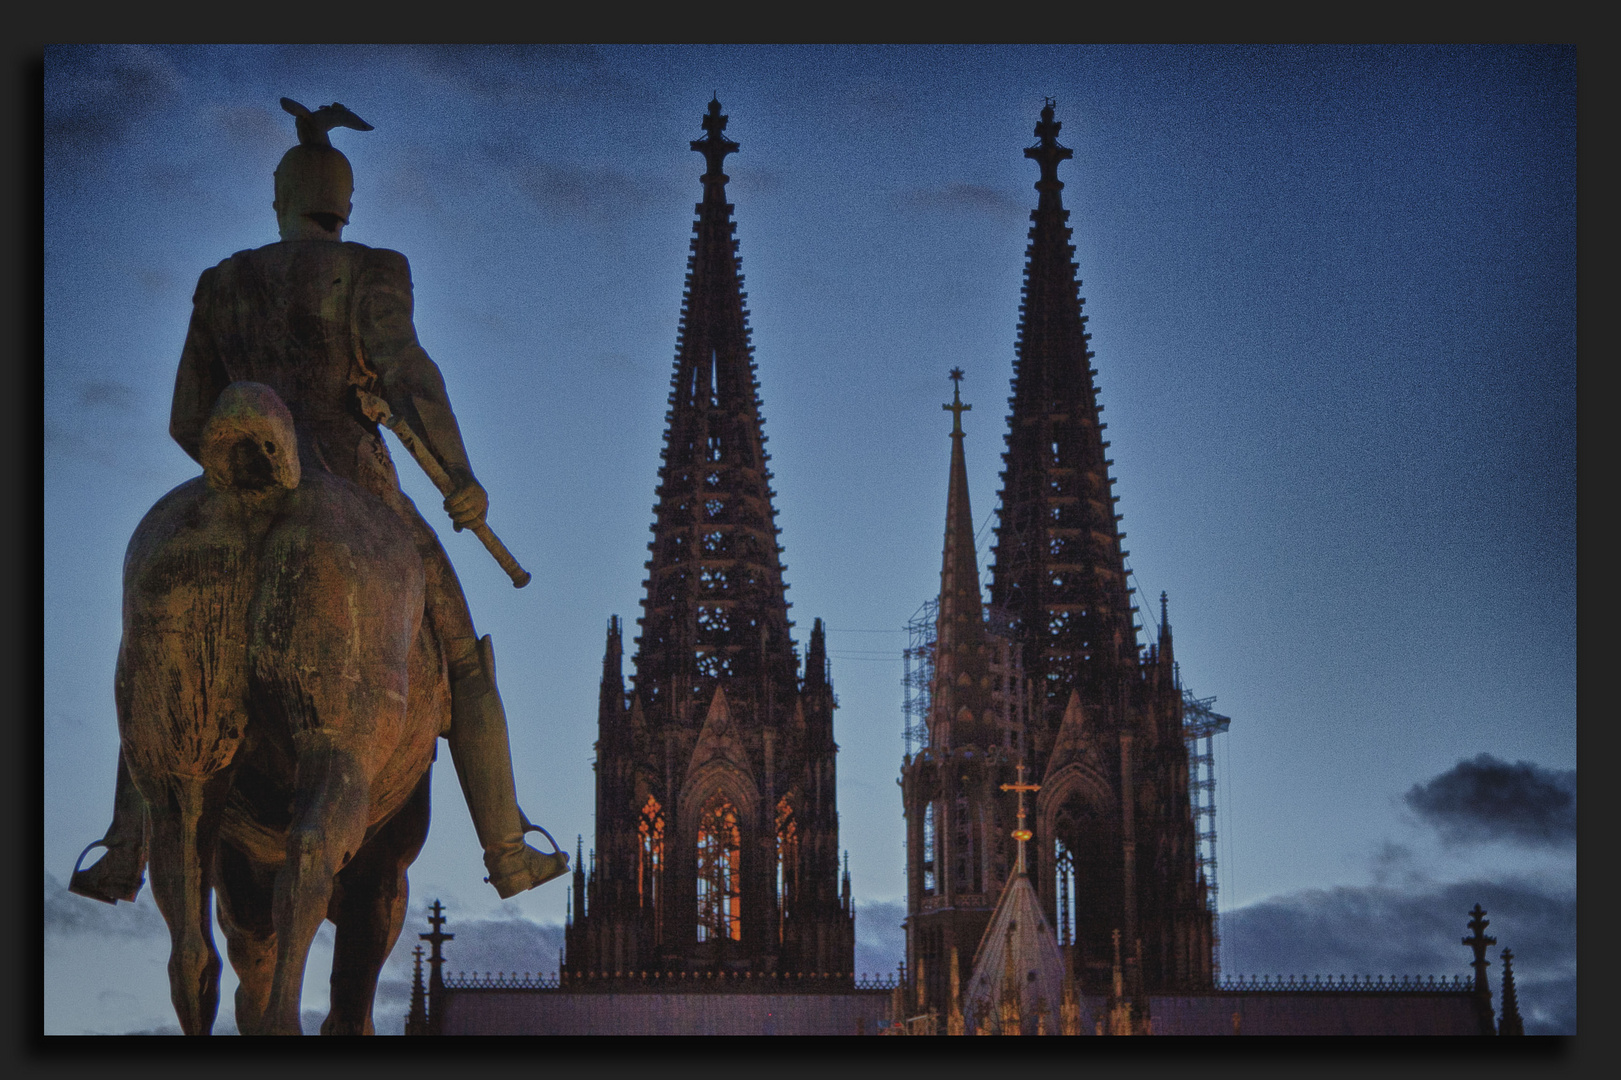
top-left (1024, 98), bottom-right (1074, 192)
top-left (944, 367), bottom-right (971, 436)
top-left (1001, 763), bottom-right (1040, 874)
top-left (692, 96), bottom-right (740, 184)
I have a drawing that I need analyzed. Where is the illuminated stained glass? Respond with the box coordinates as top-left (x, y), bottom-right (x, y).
top-left (696, 793), bottom-right (742, 942)
top-left (638, 794), bottom-right (664, 942)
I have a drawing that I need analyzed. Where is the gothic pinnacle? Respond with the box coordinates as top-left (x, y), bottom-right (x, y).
top-left (693, 96), bottom-right (739, 186)
top-left (1024, 98), bottom-right (1073, 193)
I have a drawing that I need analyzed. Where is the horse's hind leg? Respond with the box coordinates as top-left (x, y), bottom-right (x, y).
top-left (142, 771), bottom-right (233, 1035)
top-left (322, 768), bottom-right (431, 1035)
top-left (262, 730), bottom-right (374, 1035)
top-left (215, 841), bottom-right (278, 1035)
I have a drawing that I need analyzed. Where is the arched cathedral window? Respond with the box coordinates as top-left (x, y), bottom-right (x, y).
top-left (1055, 838), bottom-right (1075, 947)
top-left (921, 801), bottom-right (938, 895)
top-left (775, 796), bottom-right (798, 942)
top-left (638, 794), bottom-right (664, 942)
top-left (696, 793), bottom-right (742, 942)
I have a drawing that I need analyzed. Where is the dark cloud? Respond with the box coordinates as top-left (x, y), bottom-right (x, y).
top-left (854, 899), bottom-right (906, 979)
top-left (1223, 877), bottom-right (1574, 1034)
top-left (45, 45), bottom-right (183, 155)
top-left (1404, 754), bottom-right (1576, 846)
top-left (897, 183), bottom-right (1025, 223)
top-left (44, 870), bottom-right (169, 941)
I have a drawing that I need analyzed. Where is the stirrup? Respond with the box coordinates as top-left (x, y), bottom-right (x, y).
top-left (68, 838), bottom-right (144, 905)
top-left (483, 815), bottom-right (570, 898)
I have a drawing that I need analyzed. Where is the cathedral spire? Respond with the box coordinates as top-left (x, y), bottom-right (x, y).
top-left (600, 615), bottom-right (625, 718)
top-left (635, 98), bottom-right (796, 719)
top-left (576, 101), bottom-right (851, 982)
top-left (990, 99), bottom-right (1137, 726)
top-left (933, 369), bottom-right (991, 748)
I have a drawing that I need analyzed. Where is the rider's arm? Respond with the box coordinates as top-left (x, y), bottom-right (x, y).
top-left (169, 268), bottom-right (229, 465)
top-left (357, 249), bottom-right (488, 529)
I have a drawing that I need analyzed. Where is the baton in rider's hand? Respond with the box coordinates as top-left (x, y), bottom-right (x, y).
top-left (356, 389), bottom-right (532, 588)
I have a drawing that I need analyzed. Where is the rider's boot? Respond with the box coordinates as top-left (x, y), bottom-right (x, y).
top-left (448, 635), bottom-right (568, 899)
top-left (69, 750), bottom-right (148, 905)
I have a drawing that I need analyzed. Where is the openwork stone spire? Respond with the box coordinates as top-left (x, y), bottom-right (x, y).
top-left (634, 96), bottom-right (796, 717)
top-left (571, 101), bottom-right (850, 982)
top-left (989, 99), bottom-right (1138, 723)
top-left (932, 368), bottom-right (992, 749)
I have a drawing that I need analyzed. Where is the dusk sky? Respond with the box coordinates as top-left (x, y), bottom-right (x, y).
top-left (42, 45), bottom-right (1576, 1035)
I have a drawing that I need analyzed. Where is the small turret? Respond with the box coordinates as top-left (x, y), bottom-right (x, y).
top-left (1498, 948), bottom-right (1525, 1036)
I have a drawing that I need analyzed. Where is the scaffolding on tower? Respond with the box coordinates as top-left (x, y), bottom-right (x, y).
top-left (1179, 676), bottom-right (1232, 977)
top-left (901, 599), bottom-right (937, 759)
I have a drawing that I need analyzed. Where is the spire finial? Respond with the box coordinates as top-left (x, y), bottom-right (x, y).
top-left (1000, 762), bottom-right (1040, 875)
top-left (943, 368), bottom-right (972, 437)
top-left (1024, 99), bottom-right (1074, 190)
top-left (1464, 903), bottom-right (1496, 996)
top-left (693, 97), bottom-right (739, 182)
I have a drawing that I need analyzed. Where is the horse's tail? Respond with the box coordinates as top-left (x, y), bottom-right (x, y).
top-left (199, 382), bottom-right (301, 492)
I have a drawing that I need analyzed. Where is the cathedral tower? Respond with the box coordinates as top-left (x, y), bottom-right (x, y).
top-left (908, 102), bottom-right (1212, 1004)
top-left (900, 371), bottom-right (1030, 1018)
top-left (566, 100), bottom-right (854, 981)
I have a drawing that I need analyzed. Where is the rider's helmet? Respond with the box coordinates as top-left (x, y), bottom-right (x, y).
top-left (272, 99), bottom-right (372, 238)
top-left (273, 143), bottom-right (354, 236)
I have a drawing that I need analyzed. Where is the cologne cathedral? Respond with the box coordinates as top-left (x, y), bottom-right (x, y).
top-left (414, 100), bottom-right (1515, 1037)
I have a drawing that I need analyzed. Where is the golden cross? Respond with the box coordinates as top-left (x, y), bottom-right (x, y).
top-left (944, 368), bottom-right (971, 436)
top-left (1001, 762), bottom-right (1041, 874)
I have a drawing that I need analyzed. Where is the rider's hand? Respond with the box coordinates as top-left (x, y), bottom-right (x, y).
top-left (443, 468), bottom-right (488, 532)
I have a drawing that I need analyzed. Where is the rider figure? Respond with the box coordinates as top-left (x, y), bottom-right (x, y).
top-left (73, 101), bottom-right (564, 902)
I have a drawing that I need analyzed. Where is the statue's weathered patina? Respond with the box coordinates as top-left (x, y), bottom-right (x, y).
top-left (69, 100), bottom-right (566, 1035)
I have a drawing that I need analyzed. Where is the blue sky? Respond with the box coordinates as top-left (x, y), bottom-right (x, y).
top-left (42, 45), bottom-right (1575, 1034)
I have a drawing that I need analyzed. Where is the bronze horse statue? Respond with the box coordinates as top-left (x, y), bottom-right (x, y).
top-left (102, 381), bottom-right (453, 1034)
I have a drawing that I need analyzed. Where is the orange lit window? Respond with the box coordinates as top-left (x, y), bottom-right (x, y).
top-left (696, 793), bottom-right (742, 942)
top-left (638, 795), bottom-right (665, 942)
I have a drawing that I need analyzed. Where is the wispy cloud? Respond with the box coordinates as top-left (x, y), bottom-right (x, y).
top-left (45, 45), bottom-right (183, 156)
top-left (1404, 754), bottom-right (1576, 847)
top-left (399, 45), bottom-right (637, 107)
top-left (77, 380), bottom-right (141, 412)
top-left (896, 183), bottom-right (1024, 224)
top-left (504, 160), bottom-right (660, 223)
top-left (433, 910), bottom-right (565, 978)
top-left (44, 870), bottom-right (169, 941)
top-left (854, 899), bottom-right (906, 979)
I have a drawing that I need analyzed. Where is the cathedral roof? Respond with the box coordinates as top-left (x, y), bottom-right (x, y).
top-left (961, 870), bottom-right (1078, 1034)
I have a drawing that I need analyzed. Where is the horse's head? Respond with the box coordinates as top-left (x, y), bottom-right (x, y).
top-left (200, 382), bottom-right (301, 494)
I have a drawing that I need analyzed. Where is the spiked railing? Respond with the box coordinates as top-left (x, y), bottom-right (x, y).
top-left (1214, 974), bottom-right (1471, 993)
top-left (444, 970), bottom-right (899, 991)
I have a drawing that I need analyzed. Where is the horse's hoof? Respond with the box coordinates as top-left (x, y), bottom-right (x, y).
top-left (484, 845), bottom-right (569, 899)
top-left (68, 840), bottom-right (145, 905)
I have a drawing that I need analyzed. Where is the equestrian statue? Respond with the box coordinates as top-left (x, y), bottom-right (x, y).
top-left (68, 99), bottom-right (567, 1035)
